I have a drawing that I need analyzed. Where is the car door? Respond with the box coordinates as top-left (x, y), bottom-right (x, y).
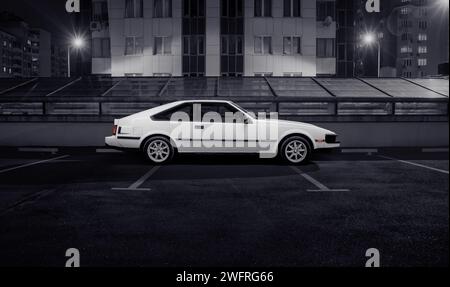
top-left (193, 102), bottom-right (258, 153)
top-left (191, 103), bottom-right (222, 152)
top-left (220, 104), bottom-right (259, 153)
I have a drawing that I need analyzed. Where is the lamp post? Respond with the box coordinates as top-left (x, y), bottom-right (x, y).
top-left (67, 37), bottom-right (85, 78)
top-left (363, 33), bottom-right (381, 78)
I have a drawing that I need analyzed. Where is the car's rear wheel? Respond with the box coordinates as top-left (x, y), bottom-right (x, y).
top-left (280, 136), bottom-right (312, 164)
top-left (143, 136), bottom-right (174, 164)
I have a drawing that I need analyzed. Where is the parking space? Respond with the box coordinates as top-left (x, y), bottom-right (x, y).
top-left (0, 149), bottom-right (447, 266)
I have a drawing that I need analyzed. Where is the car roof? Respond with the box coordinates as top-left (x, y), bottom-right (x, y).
top-left (173, 100), bottom-right (234, 104)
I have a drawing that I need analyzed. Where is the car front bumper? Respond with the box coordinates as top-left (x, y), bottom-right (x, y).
top-left (315, 142), bottom-right (341, 150)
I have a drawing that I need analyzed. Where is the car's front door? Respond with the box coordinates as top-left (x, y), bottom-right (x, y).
top-left (193, 103), bottom-right (258, 153)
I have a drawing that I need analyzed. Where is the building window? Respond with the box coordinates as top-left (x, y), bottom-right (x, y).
top-left (400, 7), bottom-right (409, 15)
top-left (93, 1), bottom-right (108, 21)
top-left (125, 37), bottom-right (143, 55)
top-left (221, 35), bottom-right (243, 55)
top-left (401, 33), bottom-right (412, 41)
top-left (418, 21), bottom-right (427, 29)
top-left (154, 37), bottom-right (172, 55)
top-left (400, 46), bottom-right (412, 53)
top-left (125, 0), bottom-right (143, 18)
top-left (418, 58), bottom-right (427, 66)
top-left (403, 58), bottom-right (412, 66)
top-left (400, 20), bottom-right (411, 28)
top-left (418, 33), bottom-right (427, 41)
top-left (183, 35), bottom-right (205, 55)
top-left (92, 38), bottom-right (110, 58)
top-left (284, 0), bottom-right (301, 17)
top-left (418, 46), bottom-right (427, 54)
top-left (254, 36), bottom-right (272, 54)
top-left (221, 0), bottom-right (244, 77)
top-left (154, 0), bottom-right (172, 18)
top-left (316, 38), bottom-right (335, 58)
top-left (183, 0), bottom-right (205, 17)
top-left (316, 0), bottom-right (335, 21)
top-left (283, 36), bottom-right (301, 55)
top-left (183, 0), bottom-right (206, 76)
top-left (254, 0), bottom-right (272, 17)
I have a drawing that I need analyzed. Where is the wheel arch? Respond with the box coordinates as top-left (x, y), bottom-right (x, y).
top-left (278, 133), bottom-right (315, 152)
top-left (139, 133), bottom-right (178, 152)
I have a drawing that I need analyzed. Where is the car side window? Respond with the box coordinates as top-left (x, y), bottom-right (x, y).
top-left (219, 104), bottom-right (246, 123)
top-left (200, 104), bottom-right (219, 123)
top-left (198, 103), bottom-right (242, 123)
top-left (152, 104), bottom-right (193, 122)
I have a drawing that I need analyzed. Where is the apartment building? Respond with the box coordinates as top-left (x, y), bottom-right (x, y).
top-left (0, 12), bottom-right (33, 77)
top-left (0, 29), bottom-right (16, 77)
top-left (0, 12), bottom-right (63, 78)
top-left (355, 0), bottom-right (448, 77)
top-left (91, 0), bottom-right (338, 77)
top-left (29, 28), bottom-right (52, 77)
top-left (51, 44), bottom-right (69, 77)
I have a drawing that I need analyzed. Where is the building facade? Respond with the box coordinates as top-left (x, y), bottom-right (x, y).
top-left (0, 30), bottom-right (16, 77)
top-left (0, 12), bottom-right (67, 78)
top-left (0, 12), bottom-right (33, 77)
top-left (51, 44), bottom-right (69, 77)
top-left (29, 28), bottom-right (52, 77)
top-left (355, 0), bottom-right (448, 78)
top-left (91, 0), bottom-right (338, 77)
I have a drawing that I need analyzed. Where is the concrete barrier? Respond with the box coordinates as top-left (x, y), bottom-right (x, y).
top-left (0, 121), bottom-right (448, 148)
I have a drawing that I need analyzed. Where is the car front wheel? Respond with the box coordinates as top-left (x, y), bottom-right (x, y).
top-left (280, 136), bottom-right (312, 164)
top-left (143, 136), bottom-right (174, 164)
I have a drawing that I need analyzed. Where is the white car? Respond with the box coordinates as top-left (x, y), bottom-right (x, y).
top-left (105, 100), bottom-right (340, 164)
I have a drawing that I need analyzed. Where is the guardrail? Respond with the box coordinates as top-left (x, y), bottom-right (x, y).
top-left (0, 96), bottom-right (448, 118)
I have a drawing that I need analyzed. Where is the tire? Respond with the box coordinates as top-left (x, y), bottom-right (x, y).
top-left (143, 136), bottom-right (175, 164)
top-left (279, 136), bottom-right (312, 165)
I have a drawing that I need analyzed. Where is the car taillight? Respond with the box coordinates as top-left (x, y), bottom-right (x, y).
top-left (112, 125), bottom-right (118, 136)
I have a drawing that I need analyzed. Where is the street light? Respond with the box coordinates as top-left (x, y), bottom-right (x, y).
top-left (68, 36), bottom-right (85, 78)
top-left (362, 32), bottom-right (381, 78)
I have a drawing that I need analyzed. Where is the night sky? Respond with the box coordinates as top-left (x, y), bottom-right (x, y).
top-left (1, 0), bottom-right (75, 43)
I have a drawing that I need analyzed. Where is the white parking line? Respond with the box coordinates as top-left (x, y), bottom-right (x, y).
top-left (0, 155), bottom-right (69, 174)
top-left (112, 166), bottom-right (161, 191)
top-left (378, 155), bottom-right (449, 175)
top-left (290, 166), bottom-right (350, 192)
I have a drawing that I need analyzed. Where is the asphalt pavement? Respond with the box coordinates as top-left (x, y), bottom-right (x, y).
top-left (0, 148), bottom-right (448, 267)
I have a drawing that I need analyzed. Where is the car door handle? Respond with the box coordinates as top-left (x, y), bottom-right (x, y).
top-left (195, 125), bottom-right (205, 130)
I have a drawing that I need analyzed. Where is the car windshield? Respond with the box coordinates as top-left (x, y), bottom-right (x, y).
top-left (233, 103), bottom-right (257, 119)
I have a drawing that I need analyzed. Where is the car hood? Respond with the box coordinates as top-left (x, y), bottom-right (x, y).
top-left (260, 119), bottom-right (335, 134)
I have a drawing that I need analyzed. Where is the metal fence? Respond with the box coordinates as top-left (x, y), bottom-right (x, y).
top-left (0, 76), bottom-right (448, 118)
